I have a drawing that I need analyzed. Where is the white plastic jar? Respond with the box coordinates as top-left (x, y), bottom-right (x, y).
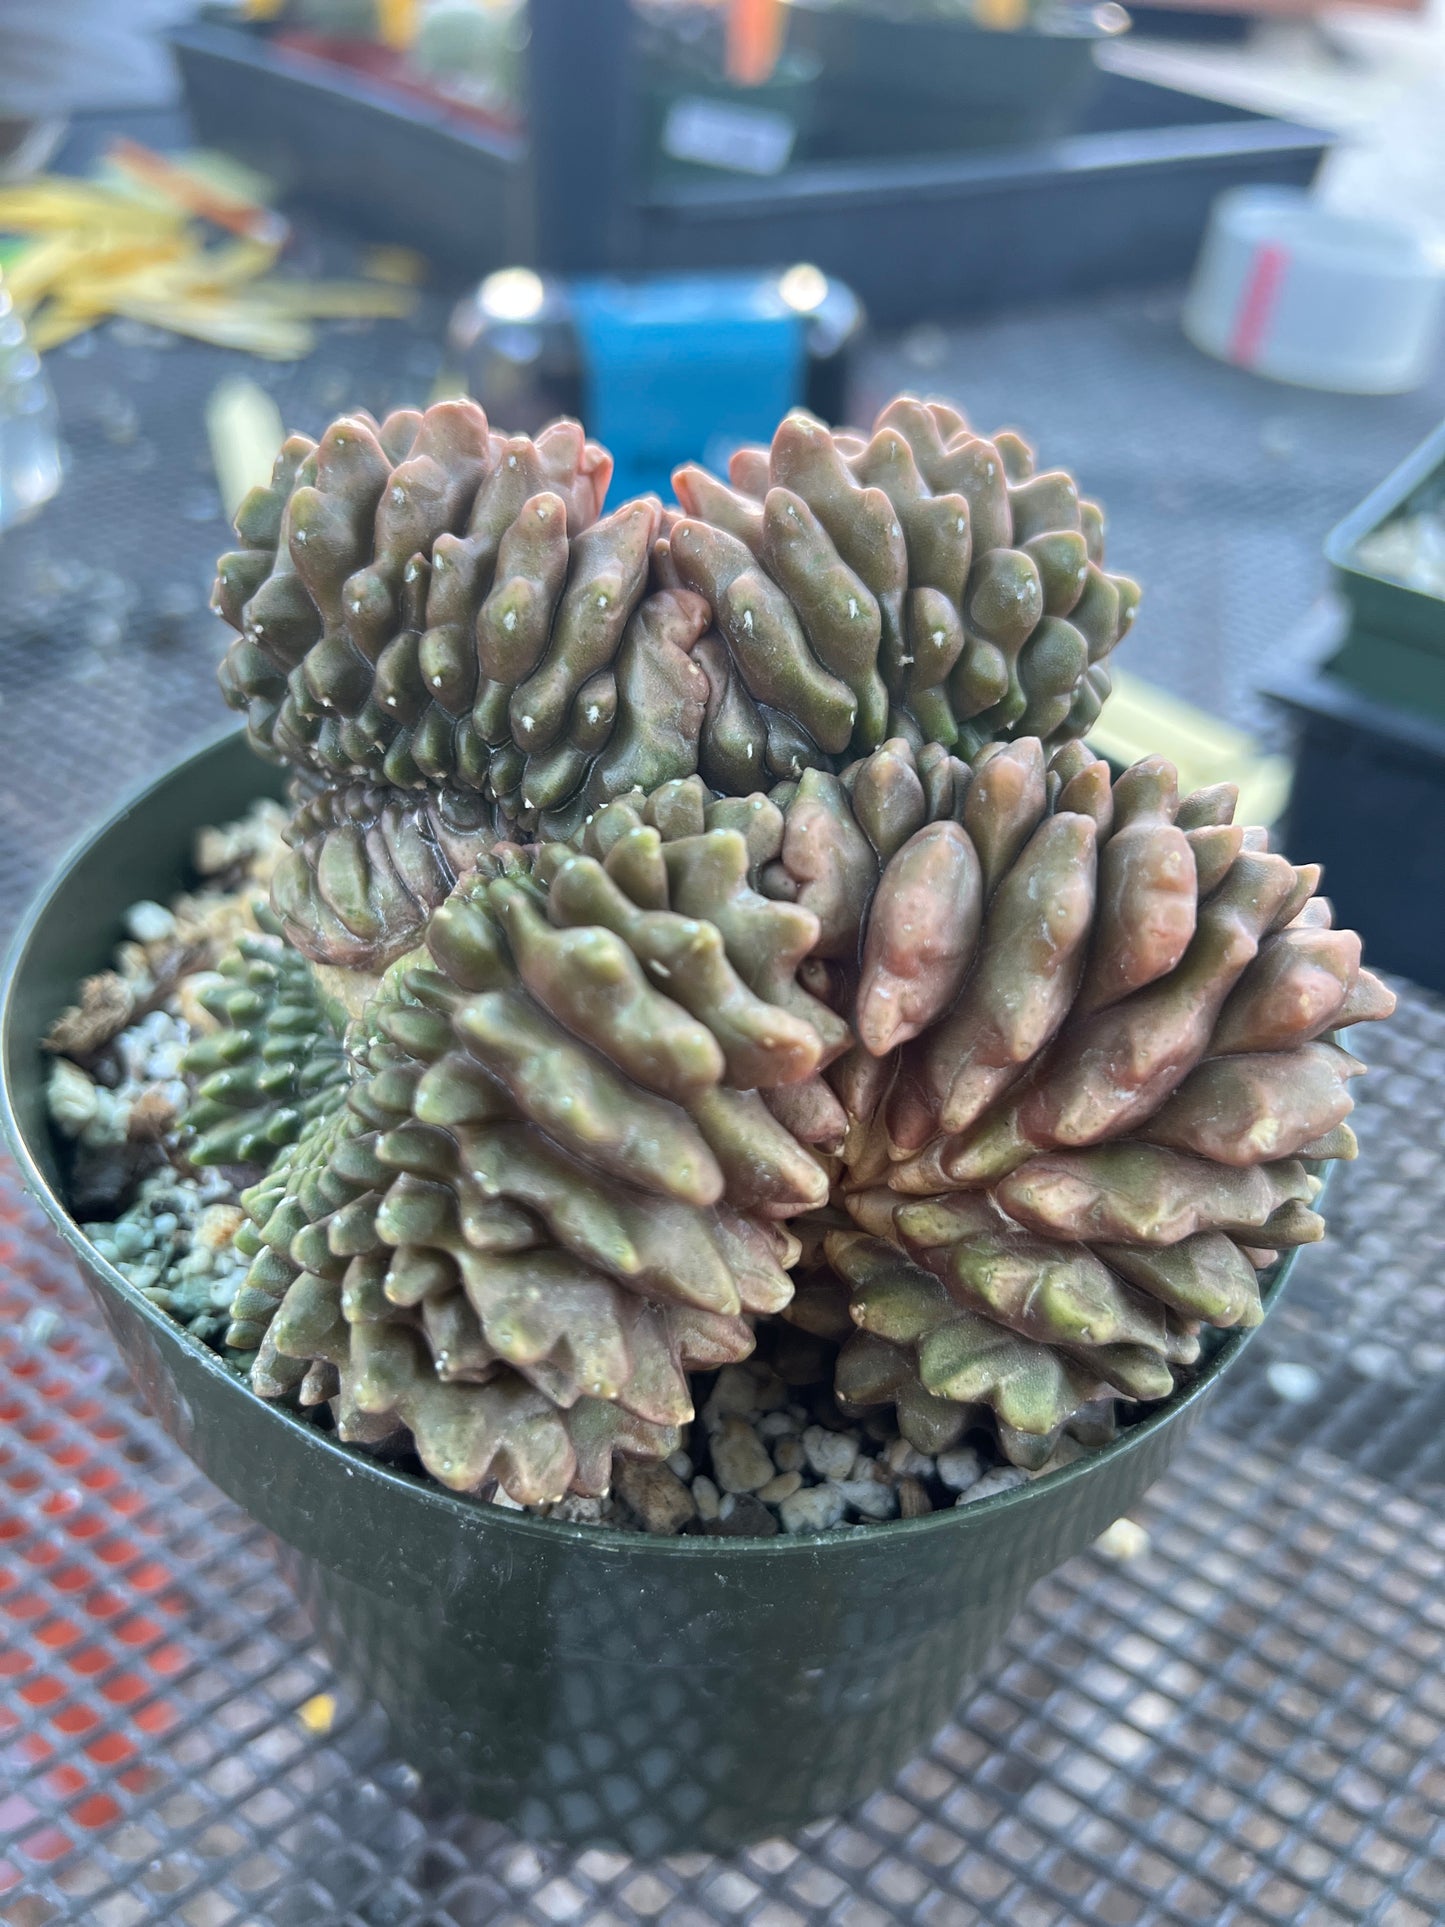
top-left (1183, 185), bottom-right (1445, 395)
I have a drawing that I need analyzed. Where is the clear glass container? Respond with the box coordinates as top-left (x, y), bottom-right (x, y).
top-left (0, 273), bottom-right (63, 532)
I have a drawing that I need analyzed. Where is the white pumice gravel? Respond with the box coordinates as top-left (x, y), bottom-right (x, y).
top-left (1266, 1360), bottom-right (1322, 1404)
top-left (954, 1467), bottom-right (1029, 1506)
top-left (779, 1484), bottom-right (846, 1534)
top-left (882, 1438), bottom-right (935, 1479)
top-left (757, 1410), bottom-right (797, 1439)
top-left (1094, 1517), bottom-right (1150, 1562)
top-left (802, 1425), bottom-right (858, 1482)
top-left (124, 900), bottom-right (178, 945)
top-left (937, 1446), bottom-right (985, 1493)
top-left (835, 1479), bottom-right (897, 1521)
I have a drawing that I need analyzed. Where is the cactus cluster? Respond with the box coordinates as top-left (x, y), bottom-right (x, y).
top-left (196, 393), bottom-right (1392, 1511)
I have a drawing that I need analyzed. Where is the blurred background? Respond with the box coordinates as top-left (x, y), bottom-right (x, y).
top-left (0, 5), bottom-right (1443, 1926)
top-left (2, 0), bottom-right (1445, 941)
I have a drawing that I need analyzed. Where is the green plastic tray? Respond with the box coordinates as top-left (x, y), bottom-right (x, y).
top-left (1325, 418), bottom-right (1445, 713)
top-left (0, 733), bottom-right (1306, 1853)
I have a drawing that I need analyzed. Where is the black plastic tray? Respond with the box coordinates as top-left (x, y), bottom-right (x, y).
top-left (1274, 613), bottom-right (1445, 994)
top-left (169, 19), bottom-right (528, 274)
top-left (639, 78), bottom-right (1329, 323)
top-left (171, 17), bottom-right (1330, 316)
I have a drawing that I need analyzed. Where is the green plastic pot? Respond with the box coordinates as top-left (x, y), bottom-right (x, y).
top-left (1324, 418), bottom-right (1445, 721)
top-left (1, 732), bottom-right (1301, 1854)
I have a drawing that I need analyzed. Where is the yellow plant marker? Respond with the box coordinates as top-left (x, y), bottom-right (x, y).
top-left (207, 377), bottom-right (285, 521)
top-left (253, 279), bottom-right (417, 319)
top-left (361, 244), bottom-right (426, 287)
top-left (1089, 668), bottom-right (1293, 829)
top-left (2, 234), bottom-right (91, 311)
top-left (0, 178), bottom-right (184, 236)
top-left (1, 148), bottom-right (419, 360)
top-left (378, 0), bottom-right (419, 50)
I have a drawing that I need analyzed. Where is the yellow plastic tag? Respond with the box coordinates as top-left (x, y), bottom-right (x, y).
top-left (377, 0), bottom-right (419, 49)
top-left (1089, 668), bottom-right (1293, 829)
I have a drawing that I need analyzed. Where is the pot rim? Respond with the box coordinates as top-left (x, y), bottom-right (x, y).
top-left (0, 727), bottom-right (1303, 1557)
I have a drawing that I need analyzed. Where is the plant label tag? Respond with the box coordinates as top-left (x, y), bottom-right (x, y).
top-left (662, 96), bottom-right (796, 176)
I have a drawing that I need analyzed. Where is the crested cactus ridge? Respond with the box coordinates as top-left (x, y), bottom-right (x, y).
top-left (191, 392), bottom-right (1393, 1509)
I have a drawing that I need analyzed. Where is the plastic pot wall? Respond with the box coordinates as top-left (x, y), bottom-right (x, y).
top-left (1, 734), bottom-right (1296, 1853)
top-left (1325, 419), bottom-right (1445, 720)
top-left (787, 1), bottom-right (1121, 157)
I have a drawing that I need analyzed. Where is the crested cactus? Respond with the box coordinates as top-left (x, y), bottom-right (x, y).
top-left (214, 396), bottom-right (1137, 965)
top-left (668, 396), bottom-right (1138, 764)
top-left (177, 390), bottom-right (1392, 1511)
top-left (812, 738), bottom-right (1393, 1465)
top-left (226, 835), bottom-right (812, 1502)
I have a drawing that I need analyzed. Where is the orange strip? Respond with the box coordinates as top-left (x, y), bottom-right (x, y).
top-left (727, 0), bottom-right (784, 85)
top-left (107, 138), bottom-right (288, 247)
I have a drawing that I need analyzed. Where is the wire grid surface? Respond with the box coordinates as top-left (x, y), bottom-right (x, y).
top-left (2, 230), bottom-right (1445, 1924)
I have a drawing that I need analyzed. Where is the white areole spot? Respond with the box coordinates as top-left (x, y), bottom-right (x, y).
top-left (391, 485), bottom-right (405, 504)
top-left (503, 609), bottom-right (517, 631)
top-left (847, 597), bottom-right (858, 619)
top-left (586, 705), bottom-right (600, 724)
top-left (386, 696), bottom-right (397, 706)
top-left (519, 713), bottom-right (535, 731)
top-left (432, 675), bottom-right (442, 687)
top-left (741, 609), bottom-right (754, 635)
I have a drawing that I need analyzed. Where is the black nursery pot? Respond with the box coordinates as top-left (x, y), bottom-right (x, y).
top-left (2, 734), bottom-right (1298, 1854)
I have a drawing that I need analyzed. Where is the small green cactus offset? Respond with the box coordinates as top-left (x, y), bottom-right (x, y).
top-left (182, 918), bottom-right (347, 1165)
top-left (198, 394), bottom-right (1393, 1508)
